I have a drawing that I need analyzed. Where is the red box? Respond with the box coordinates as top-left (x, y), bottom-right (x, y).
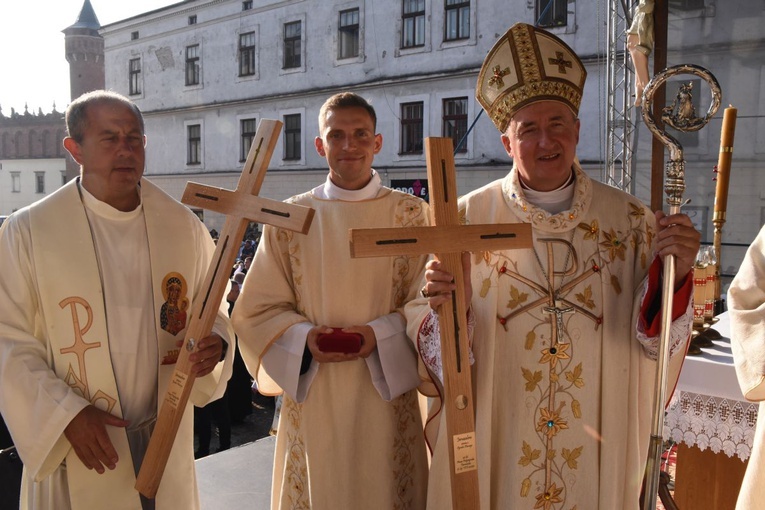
top-left (317, 329), bottom-right (362, 353)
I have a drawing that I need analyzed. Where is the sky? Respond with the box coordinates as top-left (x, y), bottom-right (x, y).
top-left (0, 0), bottom-right (178, 116)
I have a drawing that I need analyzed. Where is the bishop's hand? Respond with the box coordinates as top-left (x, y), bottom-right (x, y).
top-left (654, 210), bottom-right (701, 289)
top-left (421, 252), bottom-right (472, 311)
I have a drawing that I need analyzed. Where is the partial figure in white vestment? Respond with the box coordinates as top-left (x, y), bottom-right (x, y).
top-left (0, 91), bottom-right (234, 510)
top-left (404, 23), bottom-right (699, 510)
top-left (232, 92), bottom-right (429, 510)
top-left (728, 223), bottom-right (765, 510)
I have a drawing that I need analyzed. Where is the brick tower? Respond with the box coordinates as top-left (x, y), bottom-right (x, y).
top-left (62, 0), bottom-right (104, 178)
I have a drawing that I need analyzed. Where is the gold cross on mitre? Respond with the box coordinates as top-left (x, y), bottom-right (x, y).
top-left (349, 137), bottom-right (532, 509)
top-left (548, 51), bottom-right (573, 74)
top-left (488, 64), bottom-right (511, 89)
top-left (136, 119), bottom-right (315, 498)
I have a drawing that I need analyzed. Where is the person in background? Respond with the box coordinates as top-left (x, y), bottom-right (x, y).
top-left (406, 24), bottom-right (698, 510)
top-left (232, 92), bottom-right (429, 509)
top-left (0, 90), bottom-right (234, 510)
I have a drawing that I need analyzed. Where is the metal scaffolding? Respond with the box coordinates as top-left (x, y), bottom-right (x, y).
top-left (603, 0), bottom-right (638, 194)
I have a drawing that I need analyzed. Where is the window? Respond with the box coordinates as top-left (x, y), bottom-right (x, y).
top-left (283, 113), bottom-right (301, 160)
top-left (338, 8), bottom-right (360, 59)
top-left (188, 15), bottom-right (197, 25)
top-left (11, 172), bottom-right (20, 193)
top-left (240, 118), bottom-right (258, 161)
top-left (442, 97), bottom-right (468, 153)
top-left (187, 124), bottom-right (201, 164)
top-left (402, 0), bottom-right (425, 48)
top-left (131, 31), bottom-right (139, 40)
top-left (239, 32), bottom-right (256, 77)
top-left (129, 58), bottom-right (141, 95)
top-left (444, 0), bottom-right (470, 41)
top-left (283, 21), bottom-right (301, 69)
top-left (536, 0), bottom-right (567, 28)
top-left (242, 0), bottom-right (253, 10)
top-left (400, 102), bottom-right (424, 154)
top-left (35, 172), bottom-right (45, 194)
top-left (185, 44), bottom-right (200, 86)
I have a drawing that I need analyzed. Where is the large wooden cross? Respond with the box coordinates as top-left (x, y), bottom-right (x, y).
top-left (135, 119), bottom-right (314, 498)
top-left (349, 137), bottom-right (532, 509)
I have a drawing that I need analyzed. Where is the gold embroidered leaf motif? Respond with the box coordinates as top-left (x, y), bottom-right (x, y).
top-left (547, 449), bottom-right (556, 460)
top-left (565, 363), bottom-right (584, 388)
top-left (571, 399), bottom-right (582, 418)
top-left (522, 368), bottom-right (543, 392)
top-left (611, 274), bottom-right (622, 295)
top-left (518, 441), bottom-right (541, 467)
top-left (507, 286), bottom-right (529, 309)
top-left (577, 220), bottom-right (599, 240)
top-left (575, 285), bottom-right (595, 309)
top-left (562, 446), bottom-right (583, 469)
top-left (629, 202), bottom-right (645, 218)
top-left (480, 278), bottom-right (492, 298)
top-left (525, 330), bottom-right (536, 350)
top-left (600, 229), bottom-right (627, 262)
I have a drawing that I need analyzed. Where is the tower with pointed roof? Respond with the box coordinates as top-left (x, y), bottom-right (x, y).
top-left (63, 0), bottom-right (105, 102)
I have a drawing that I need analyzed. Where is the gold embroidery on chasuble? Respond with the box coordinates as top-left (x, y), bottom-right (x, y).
top-left (392, 196), bottom-right (428, 309)
top-left (392, 390), bottom-right (423, 509)
top-left (282, 395), bottom-right (310, 510)
top-left (58, 296), bottom-right (117, 413)
top-left (474, 187), bottom-right (652, 508)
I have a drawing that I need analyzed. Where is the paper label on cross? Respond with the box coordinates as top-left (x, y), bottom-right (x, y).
top-left (349, 137), bottom-right (532, 509)
top-left (135, 119), bottom-right (314, 498)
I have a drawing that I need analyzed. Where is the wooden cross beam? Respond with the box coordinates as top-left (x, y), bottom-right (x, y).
top-left (349, 137), bottom-right (532, 509)
top-left (135, 119), bottom-right (314, 498)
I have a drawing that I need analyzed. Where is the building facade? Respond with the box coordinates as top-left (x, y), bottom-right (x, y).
top-left (0, 107), bottom-right (67, 215)
top-left (94, 0), bottom-right (764, 282)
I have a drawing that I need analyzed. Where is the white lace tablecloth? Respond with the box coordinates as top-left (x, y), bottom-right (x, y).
top-left (664, 390), bottom-right (758, 461)
top-left (662, 312), bottom-right (759, 461)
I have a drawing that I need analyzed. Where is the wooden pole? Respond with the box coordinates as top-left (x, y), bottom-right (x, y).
top-left (135, 120), bottom-right (314, 498)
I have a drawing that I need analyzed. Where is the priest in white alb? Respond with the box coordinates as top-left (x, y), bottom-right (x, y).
top-left (232, 92), bottom-right (429, 510)
top-left (406, 24), bottom-right (699, 510)
top-left (0, 91), bottom-right (234, 510)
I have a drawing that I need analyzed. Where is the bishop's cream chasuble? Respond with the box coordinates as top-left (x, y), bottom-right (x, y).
top-left (728, 224), bottom-right (765, 510)
top-left (233, 188), bottom-right (429, 510)
top-left (0, 178), bottom-right (233, 510)
top-left (406, 165), bottom-right (687, 510)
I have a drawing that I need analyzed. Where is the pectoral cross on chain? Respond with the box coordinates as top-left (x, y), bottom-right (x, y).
top-left (543, 302), bottom-right (575, 344)
top-left (349, 138), bottom-right (532, 510)
top-left (136, 120), bottom-right (315, 498)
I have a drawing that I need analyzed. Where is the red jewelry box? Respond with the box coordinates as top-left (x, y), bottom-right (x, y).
top-left (317, 329), bottom-right (362, 353)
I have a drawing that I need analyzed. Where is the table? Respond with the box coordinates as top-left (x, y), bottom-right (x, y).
top-left (663, 312), bottom-right (757, 509)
